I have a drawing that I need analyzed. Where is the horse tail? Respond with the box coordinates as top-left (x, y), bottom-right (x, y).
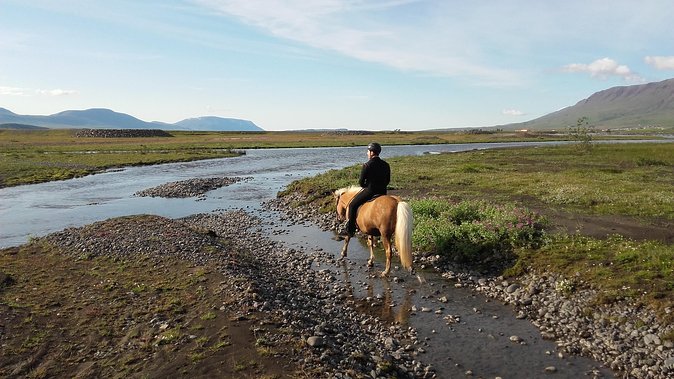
top-left (395, 201), bottom-right (414, 270)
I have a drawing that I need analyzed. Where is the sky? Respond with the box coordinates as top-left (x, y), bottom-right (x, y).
top-left (1, 0), bottom-right (674, 131)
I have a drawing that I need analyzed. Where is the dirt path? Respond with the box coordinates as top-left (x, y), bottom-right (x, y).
top-left (539, 207), bottom-right (673, 243)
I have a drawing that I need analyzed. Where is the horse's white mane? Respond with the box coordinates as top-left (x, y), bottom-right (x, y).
top-left (334, 185), bottom-right (361, 197)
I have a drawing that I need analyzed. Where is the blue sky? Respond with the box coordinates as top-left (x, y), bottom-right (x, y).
top-left (1, 0), bottom-right (673, 131)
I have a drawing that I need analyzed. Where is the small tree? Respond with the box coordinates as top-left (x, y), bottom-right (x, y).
top-left (568, 116), bottom-right (595, 152)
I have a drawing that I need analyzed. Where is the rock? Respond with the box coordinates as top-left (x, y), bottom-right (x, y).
top-left (307, 336), bottom-right (324, 347)
top-left (664, 357), bottom-right (674, 369)
top-left (506, 283), bottom-right (521, 294)
top-left (509, 335), bottom-right (522, 343)
top-left (644, 333), bottom-right (661, 346)
top-left (544, 366), bottom-right (557, 373)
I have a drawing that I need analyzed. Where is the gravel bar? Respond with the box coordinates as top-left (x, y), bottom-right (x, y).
top-left (134, 177), bottom-right (252, 198)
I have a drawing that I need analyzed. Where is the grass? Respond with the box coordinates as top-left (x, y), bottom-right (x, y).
top-left (506, 234), bottom-right (674, 317)
top-left (281, 142), bottom-right (674, 320)
top-left (0, 128), bottom-right (655, 188)
top-left (282, 142), bottom-right (674, 220)
top-left (411, 198), bottom-right (547, 269)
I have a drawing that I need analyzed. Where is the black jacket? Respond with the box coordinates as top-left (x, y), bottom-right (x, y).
top-left (359, 156), bottom-right (390, 194)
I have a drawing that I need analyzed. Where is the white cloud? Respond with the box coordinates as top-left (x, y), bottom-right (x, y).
top-left (502, 109), bottom-right (524, 116)
top-left (36, 88), bottom-right (79, 96)
top-left (194, 1), bottom-right (674, 88)
top-left (0, 86), bottom-right (78, 97)
top-left (644, 56), bottom-right (674, 70)
top-left (0, 86), bottom-right (30, 96)
top-left (562, 58), bottom-right (644, 82)
top-left (194, 0), bottom-right (524, 86)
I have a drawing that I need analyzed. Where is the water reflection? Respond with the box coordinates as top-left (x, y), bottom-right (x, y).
top-left (335, 246), bottom-right (413, 325)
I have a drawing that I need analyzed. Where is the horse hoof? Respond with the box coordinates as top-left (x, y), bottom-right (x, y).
top-left (380, 271), bottom-right (389, 277)
top-left (367, 261), bottom-right (374, 268)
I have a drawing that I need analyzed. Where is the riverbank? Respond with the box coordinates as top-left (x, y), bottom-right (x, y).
top-left (267, 190), bottom-right (674, 379)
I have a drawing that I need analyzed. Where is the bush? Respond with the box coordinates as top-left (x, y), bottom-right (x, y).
top-left (411, 199), bottom-right (547, 269)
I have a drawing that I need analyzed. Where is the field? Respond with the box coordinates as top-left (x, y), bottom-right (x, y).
top-left (0, 128), bottom-right (653, 188)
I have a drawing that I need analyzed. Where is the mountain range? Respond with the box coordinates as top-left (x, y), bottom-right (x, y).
top-left (2, 77), bottom-right (673, 132)
top-left (0, 108), bottom-right (263, 132)
top-left (500, 78), bottom-right (674, 130)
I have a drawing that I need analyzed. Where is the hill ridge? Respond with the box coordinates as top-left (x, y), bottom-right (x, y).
top-left (500, 77), bottom-right (674, 130)
top-left (0, 107), bottom-right (263, 132)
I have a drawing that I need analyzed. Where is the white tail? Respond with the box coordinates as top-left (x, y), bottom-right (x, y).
top-left (395, 201), bottom-right (414, 270)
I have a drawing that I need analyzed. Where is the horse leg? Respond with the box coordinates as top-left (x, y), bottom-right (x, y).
top-left (381, 237), bottom-right (393, 276)
top-left (366, 236), bottom-right (375, 268)
top-left (340, 235), bottom-right (351, 258)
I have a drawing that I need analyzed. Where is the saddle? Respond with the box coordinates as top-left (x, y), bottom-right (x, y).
top-left (366, 194), bottom-right (383, 202)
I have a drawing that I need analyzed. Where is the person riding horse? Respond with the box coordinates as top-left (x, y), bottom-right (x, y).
top-left (342, 142), bottom-right (391, 237)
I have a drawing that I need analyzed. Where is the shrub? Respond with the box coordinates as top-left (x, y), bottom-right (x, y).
top-left (411, 199), bottom-right (547, 270)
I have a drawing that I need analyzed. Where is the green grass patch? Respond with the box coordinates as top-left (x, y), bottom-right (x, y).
top-left (283, 142), bottom-right (674, 220)
top-left (391, 143), bottom-right (674, 219)
top-left (509, 234), bottom-right (674, 319)
top-left (411, 199), bottom-right (547, 269)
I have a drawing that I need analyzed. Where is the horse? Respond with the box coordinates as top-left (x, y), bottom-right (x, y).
top-left (334, 186), bottom-right (413, 276)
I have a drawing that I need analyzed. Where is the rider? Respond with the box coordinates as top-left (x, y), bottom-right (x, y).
top-left (343, 142), bottom-right (391, 237)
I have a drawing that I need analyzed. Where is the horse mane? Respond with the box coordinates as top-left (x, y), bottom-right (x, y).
top-left (334, 185), bottom-right (361, 198)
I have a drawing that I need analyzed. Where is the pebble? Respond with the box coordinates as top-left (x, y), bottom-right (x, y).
top-left (307, 336), bottom-right (324, 347)
top-left (509, 335), bottom-right (522, 343)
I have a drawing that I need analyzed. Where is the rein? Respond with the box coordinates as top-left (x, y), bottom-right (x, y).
top-left (341, 188), bottom-right (364, 212)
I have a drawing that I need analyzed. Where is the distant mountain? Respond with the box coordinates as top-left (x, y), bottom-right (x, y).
top-left (499, 78), bottom-right (674, 130)
top-left (174, 116), bottom-right (263, 132)
top-left (0, 107), bottom-right (263, 131)
top-left (48, 108), bottom-right (169, 129)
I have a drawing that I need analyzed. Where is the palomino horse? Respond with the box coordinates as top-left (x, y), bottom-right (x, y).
top-left (334, 186), bottom-right (413, 276)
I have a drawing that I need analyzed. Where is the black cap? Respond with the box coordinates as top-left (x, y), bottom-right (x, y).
top-left (367, 142), bottom-right (382, 154)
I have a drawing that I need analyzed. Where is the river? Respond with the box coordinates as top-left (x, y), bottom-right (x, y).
top-left (1, 141), bottom-right (626, 377)
top-left (1, 141), bottom-right (578, 248)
